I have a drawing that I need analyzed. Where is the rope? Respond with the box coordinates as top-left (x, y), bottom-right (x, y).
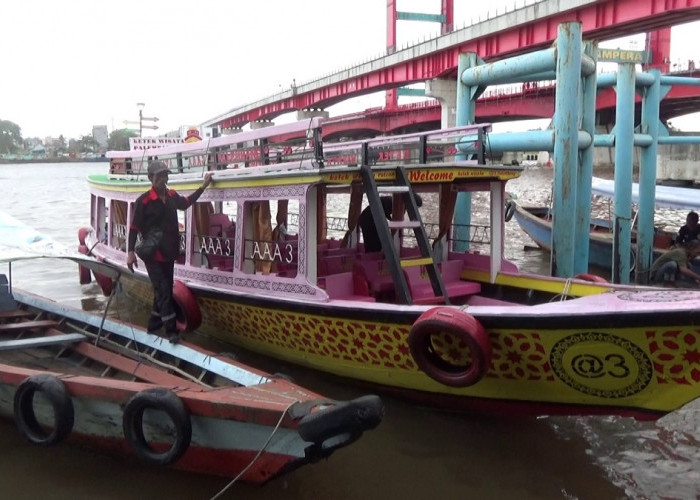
top-left (209, 400), bottom-right (298, 500)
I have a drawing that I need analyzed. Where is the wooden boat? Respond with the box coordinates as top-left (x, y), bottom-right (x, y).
top-left (0, 254), bottom-right (383, 483)
top-left (509, 202), bottom-right (673, 273)
top-left (80, 118), bottom-right (700, 420)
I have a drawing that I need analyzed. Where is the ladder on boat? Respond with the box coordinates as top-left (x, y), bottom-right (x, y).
top-left (360, 164), bottom-right (448, 305)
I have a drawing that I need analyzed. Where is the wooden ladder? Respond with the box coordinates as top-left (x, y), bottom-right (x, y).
top-left (360, 164), bottom-right (448, 305)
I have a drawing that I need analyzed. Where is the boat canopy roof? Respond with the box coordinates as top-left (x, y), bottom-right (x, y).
top-left (591, 177), bottom-right (700, 211)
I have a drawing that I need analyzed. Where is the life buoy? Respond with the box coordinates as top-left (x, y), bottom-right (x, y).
top-left (172, 280), bottom-right (201, 333)
top-left (77, 227), bottom-right (91, 246)
top-left (504, 200), bottom-right (516, 222)
top-left (122, 388), bottom-right (191, 466)
top-left (93, 257), bottom-right (114, 296)
top-left (573, 273), bottom-right (608, 284)
top-left (14, 374), bottom-right (74, 446)
top-left (77, 244), bottom-right (92, 284)
top-left (408, 307), bottom-right (491, 387)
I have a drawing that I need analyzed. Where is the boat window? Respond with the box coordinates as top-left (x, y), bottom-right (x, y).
top-left (91, 195), bottom-right (108, 246)
top-left (110, 200), bottom-right (128, 251)
top-left (192, 202), bottom-right (235, 271)
top-left (242, 199), bottom-right (297, 277)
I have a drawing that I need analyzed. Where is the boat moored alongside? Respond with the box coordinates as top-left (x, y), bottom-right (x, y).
top-left (80, 118), bottom-right (700, 420)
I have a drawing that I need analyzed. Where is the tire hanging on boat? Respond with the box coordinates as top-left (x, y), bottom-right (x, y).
top-left (13, 374), bottom-right (74, 446)
top-left (504, 200), bottom-right (516, 222)
top-left (408, 307), bottom-right (492, 388)
top-left (93, 256), bottom-right (114, 296)
top-left (573, 273), bottom-right (609, 284)
top-left (122, 388), bottom-right (191, 466)
top-left (77, 244), bottom-right (92, 285)
top-left (172, 280), bottom-right (202, 333)
top-left (77, 226), bottom-right (91, 246)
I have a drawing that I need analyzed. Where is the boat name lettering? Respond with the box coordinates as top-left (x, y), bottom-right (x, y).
top-left (187, 155), bottom-right (207, 167)
top-left (378, 149), bottom-right (411, 161)
top-left (570, 353), bottom-right (630, 379)
top-left (112, 224), bottom-right (127, 239)
top-left (326, 154), bottom-right (358, 166)
top-left (199, 236), bottom-right (232, 256)
top-left (251, 242), bottom-right (294, 263)
top-left (408, 170), bottom-right (455, 182)
top-left (217, 146), bottom-right (268, 164)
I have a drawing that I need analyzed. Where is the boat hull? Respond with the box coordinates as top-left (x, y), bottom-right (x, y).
top-left (1, 285), bottom-right (383, 483)
top-left (512, 203), bottom-right (657, 272)
top-left (117, 266), bottom-right (700, 419)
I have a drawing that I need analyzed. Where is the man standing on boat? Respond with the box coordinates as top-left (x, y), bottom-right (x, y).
top-left (649, 240), bottom-right (700, 288)
top-left (359, 195), bottom-right (422, 252)
top-left (126, 160), bottom-right (212, 343)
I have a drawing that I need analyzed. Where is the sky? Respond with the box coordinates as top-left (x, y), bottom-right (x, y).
top-left (2, 0), bottom-right (700, 140)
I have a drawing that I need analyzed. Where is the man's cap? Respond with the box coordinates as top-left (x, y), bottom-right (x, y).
top-left (147, 160), bottom-right (169, 176)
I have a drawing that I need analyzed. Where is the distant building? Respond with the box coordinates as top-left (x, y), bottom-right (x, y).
top-left (92, 125), bottom-right (108, 149)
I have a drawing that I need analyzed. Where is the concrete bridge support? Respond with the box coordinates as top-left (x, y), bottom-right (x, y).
top-left (425, 78), bottom-right (456, 129)
top-left (250, 120), bottom-right (275, 130)
top-left (297, 109), bottom-right (330, 121)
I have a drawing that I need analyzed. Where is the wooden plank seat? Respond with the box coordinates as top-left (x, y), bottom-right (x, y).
top-left (0, 309), bottom-right (35, 320)
top-left (403, 260), bottom-right (481, 305)
top-left (0, 332), bottom-right (85, 351)
top-left (0, 319), bottom-right (59, 333)
top-left (324, 272), bottom-right (375, 302)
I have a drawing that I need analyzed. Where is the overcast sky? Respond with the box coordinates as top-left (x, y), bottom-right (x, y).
top-left (2, 0), bottom-right (699, 139)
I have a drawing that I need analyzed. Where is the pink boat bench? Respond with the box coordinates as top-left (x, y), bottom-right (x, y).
top-left (354, 259), bottom-right (395, 296)
top-left (402, 260), bottom-right (481, 304)
top-left (324, 272), bottom-right (375, 302)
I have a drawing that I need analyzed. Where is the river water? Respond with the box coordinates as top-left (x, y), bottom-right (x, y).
top-left (0, 162), bottom-right (697, 499)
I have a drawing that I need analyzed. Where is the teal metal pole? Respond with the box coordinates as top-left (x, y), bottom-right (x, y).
top-left (551, 22), bottom-right (581, 278)
top-left (461, 48), bottom-right (557, 87)
top-left (575, 41), bottom-right (597, 275)
top-left (637, 69), bottom-right (661, 284)
top-left (454, 53), bottom-right (475, 252)
top-left (612, 63), bottom-right (636, 284)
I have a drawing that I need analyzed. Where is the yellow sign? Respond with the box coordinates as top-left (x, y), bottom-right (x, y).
top-left (597, 49), bottom-right (649, 64)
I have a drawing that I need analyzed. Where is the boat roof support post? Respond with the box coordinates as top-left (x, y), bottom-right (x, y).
top-left (636, 69), bottom-right (661, 285)
top-left (490, 181), bottom-right (505, 282)
top-left (574, 41), bottom-right (598, 275)
top-left (551, 22), bottom-right (582, 278)
top-left (453, 52), bottom-right (478, 252)
top-left (611, 62), bottom-right (636, 284)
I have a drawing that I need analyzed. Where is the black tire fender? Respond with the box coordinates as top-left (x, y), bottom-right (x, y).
top-left (504, 200), bottom-right (516, 222)
top-left (14, 374), bottom-right (74, 446)
top-left (122, 388), bottom-right (191, 466)
top-left (298, 394), bottom-right (383, 444)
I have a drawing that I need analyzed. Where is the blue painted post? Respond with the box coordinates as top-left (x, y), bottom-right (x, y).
top-left (575, 41), bottom-right (597, 275)
top-left (637, 69), bottom-right (660, 284)
top-left (453, 52), bottom-right (477, 252)
top-left (551, 23), bottom-right (581, 277)
top-left (612, 63), bottom-right (636, 283)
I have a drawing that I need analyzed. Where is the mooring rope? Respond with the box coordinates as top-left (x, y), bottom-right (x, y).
top-left (209, 400), bottom-right (298, 500)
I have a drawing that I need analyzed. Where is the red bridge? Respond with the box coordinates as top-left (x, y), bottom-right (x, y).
top-left (203, 0), bottom-right (700, 138)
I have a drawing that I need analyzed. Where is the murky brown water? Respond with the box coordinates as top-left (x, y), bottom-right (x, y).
top-left (0, 162), bottom-right (697, 499)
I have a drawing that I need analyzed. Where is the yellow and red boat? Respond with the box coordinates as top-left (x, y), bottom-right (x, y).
top-left (81, 118), bottom-right (700, 420)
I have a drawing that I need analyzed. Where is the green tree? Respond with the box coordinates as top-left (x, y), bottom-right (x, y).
top-left (0, 119), bottom-right (23, 154)
top-left (108, 128), bottom-right (138, 151)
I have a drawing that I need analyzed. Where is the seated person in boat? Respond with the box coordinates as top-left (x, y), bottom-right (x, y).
top-left (358, 195), bottom-right (422, 253)
top-left (649, 240), bottom-right (700, 288)
top-left (676, 210), bottom-right (700, 245)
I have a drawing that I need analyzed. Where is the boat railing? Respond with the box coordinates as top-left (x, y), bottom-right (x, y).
top-left (106, 120), bottom-right (496, 179)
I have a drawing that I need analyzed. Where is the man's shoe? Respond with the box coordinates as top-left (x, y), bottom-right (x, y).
top-left (168, 333), bottom-right (180, 344)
